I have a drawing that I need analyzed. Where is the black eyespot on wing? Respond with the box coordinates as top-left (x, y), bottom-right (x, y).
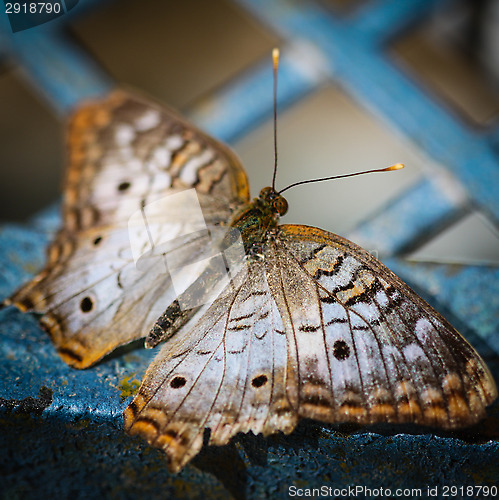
top-left (80, 296), bottom-right (94, 313)
top-left (333, 340), bottom-right (350, 360)
top-left (118, 181), bottom-right (131, 192)
top-left (93, 236), bottom-right (102, 245)
top-left (252, 375), bottom-right (268, 388)
top-left (170, 376), bottom-right (187, 389)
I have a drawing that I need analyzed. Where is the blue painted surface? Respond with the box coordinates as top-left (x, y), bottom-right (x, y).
top-left (0, 7), bottom-right (112, 115)
top-left (384, 259), bottom-right (499, 355)
top-left (347, 178), bottom-right (463, 255)
top-left (1, 0), bottom-right (498, 498)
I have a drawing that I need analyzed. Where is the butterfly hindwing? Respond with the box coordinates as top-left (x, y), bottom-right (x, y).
top-left (125, 223), bottom-right (497, 471)
top-left (124, 258), bottom-right (296, 472)
top-left (8, 90), bottom-right (249, 368)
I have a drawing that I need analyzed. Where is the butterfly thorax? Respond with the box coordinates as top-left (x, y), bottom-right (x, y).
top-left (228, 187), bottom-right (288, 255)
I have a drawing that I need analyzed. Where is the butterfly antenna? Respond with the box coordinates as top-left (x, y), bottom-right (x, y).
top-left (278, 163), bottom-right (405, 194)
top-left (271, 48), bottom-right (279, 191)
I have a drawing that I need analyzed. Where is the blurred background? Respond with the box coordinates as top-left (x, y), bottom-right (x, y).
top-left (0, 0), bottom-right (499, 266)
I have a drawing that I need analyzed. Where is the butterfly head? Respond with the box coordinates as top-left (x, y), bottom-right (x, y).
top-left (259, 187), bottom-right (288, 216)
top-left (227, 187), bottom-right (288, 252)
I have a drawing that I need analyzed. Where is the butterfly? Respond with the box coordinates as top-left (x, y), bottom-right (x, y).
top-left (5, 84), bottom-right (497, 473)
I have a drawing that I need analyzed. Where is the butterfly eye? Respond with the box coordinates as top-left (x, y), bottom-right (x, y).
top-left (273, 196), bottom-right (288, 216)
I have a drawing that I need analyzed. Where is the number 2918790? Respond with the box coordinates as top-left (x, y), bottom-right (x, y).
top-left (5, 2), bottom-right (62, 14)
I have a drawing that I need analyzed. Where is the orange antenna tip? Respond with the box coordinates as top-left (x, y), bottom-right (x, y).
top-left (385, 163), bottom-right (404, 171)
top-left (272, 48), bottom-right (280, 69)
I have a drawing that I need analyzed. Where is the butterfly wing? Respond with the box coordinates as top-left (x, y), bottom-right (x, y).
top-left (273, 224), bottom-right (497, 428)
top-left (124, 257), bottom-right (296, 472)
top-left (124, 223), bottom-right (497, 472)
top-left (8, 89), bottom-right (249, 368)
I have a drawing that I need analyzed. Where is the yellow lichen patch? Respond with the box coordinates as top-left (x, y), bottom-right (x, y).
top-left (118, 375), bottom-right (141, 402)
top-left (68, 417), bottom-right (92, 430)
top-left (23, 262), bottom-right (43, 275)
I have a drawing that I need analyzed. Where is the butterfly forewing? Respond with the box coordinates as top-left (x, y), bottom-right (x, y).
top-left (278, 225), bottom-right (497, 427)
top-left (125, 223), bottom-right (497, 472)
top-left (9, 90), bottom-right (249, 368)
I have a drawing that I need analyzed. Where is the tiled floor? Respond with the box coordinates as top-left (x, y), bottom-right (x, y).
top-left (0, 0), bottom-right (498, 263)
